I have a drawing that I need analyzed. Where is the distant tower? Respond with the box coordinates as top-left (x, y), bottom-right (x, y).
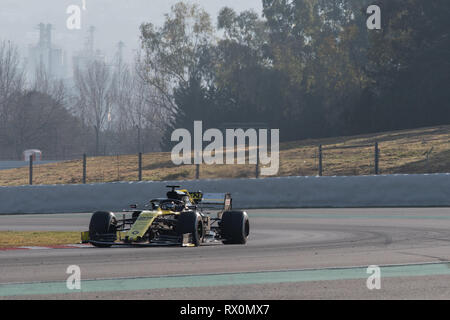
top-left (46, 24), bottom-right (52, 49)
top-left (38, 23), bottom-right (46, 48)
top-left (116, 41), bottom-right (125, 66)
top-left (86, 26), bottom-right (96, 55)
top-left (29, 23), bottom-right (65, 80)
top-left (73, 26), bottom-right (106, 74)
top-left (46, 24), bottom-right (53, 75)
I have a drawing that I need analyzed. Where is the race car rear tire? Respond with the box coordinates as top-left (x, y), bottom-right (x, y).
top-left (89, 211), bottom-right (117, 248)
top-left (221, 211), bottom-right (249, 245)
top-left (177, 211), bottom-right (203, 247)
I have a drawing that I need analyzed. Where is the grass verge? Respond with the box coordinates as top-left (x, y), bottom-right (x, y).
top-left (0, 231), bottom-right (81, 248)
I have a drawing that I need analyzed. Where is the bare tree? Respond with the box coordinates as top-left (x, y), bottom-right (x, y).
top-left (127, 68), bottom-right (163, 153)
top-left (32, 62), bottom-right (66, 106)
top-left (0, 40), bottom-right (25, 155)
top-left (7, 91), bottom-right (69, 159)
top-left (112, 59), bottom-right (164, 153)
top-left (74, 60), bottom-right (115, 155)
top-left (0, 40), bottom-right (25, 107)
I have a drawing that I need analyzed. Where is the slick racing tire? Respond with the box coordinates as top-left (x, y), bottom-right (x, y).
top-left (177, 211), bottom-right (204, 247)
top-left (221, 211), bottom-right (250, 245)
top-left (89, 211), bottom-right (117, 248)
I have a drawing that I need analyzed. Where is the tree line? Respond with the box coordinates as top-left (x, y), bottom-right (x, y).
top-left (0, 41), bottom-right (163, 159)
top-left (138, 0), bottom-right (450, 150)
top-left (1, 0), bottom-right (449, 159)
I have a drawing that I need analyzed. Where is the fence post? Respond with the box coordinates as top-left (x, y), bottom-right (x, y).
top-left (117, 155), bottom-right (120, 181)
top-left (318, 145), bottom-right (323, 177)
top-left (195, 164), bottom-right (200, 180)
top-left (29, 155), bottom-right (33, 185)
top-left (82, 154), bottom-right (87, 184)
top-left (374, 142), bottom-right (379, 175)
top-left (138, 152), bottom-right (142, 181)
top-left (256, 148), bottom-right (260, 179)
top-left (195, 151), bottom-right (200, 180)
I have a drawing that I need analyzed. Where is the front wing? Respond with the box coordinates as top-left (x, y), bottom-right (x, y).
top-left (81, 231), bottom-right (196, 247)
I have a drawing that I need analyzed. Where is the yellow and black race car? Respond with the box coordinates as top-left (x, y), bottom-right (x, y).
top-left (81, 186), bottom-right (250, 247)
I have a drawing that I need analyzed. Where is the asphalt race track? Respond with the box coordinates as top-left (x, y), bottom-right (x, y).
top-left (0, 208), bottom-right (450, 299)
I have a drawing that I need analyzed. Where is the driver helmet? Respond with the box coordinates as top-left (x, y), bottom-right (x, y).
top-left (163, 201), bottom-right (176, 210)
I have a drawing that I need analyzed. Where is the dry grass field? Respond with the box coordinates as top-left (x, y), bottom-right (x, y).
top-left (0, 232), bottom-right (80, 248)
top-left (0, 125), bottom-right (449, 186)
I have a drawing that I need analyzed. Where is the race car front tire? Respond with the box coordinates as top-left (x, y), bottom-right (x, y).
top-left (177, 211), bottom-right (204, 247)
top-left (89, 211), bottom-right (117, 248)
top-left (221, 211), bottom-right (250, 245)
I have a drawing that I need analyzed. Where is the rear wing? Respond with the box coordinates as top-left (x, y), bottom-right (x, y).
top-left (191, 192), bottom-right (232, 211)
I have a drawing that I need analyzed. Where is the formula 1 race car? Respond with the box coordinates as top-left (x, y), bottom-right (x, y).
top-left (81, 186), bottom-right (250, 247)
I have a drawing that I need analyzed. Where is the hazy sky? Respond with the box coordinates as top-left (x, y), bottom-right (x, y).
top-left (0, 0), bottom-right (263, 65)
